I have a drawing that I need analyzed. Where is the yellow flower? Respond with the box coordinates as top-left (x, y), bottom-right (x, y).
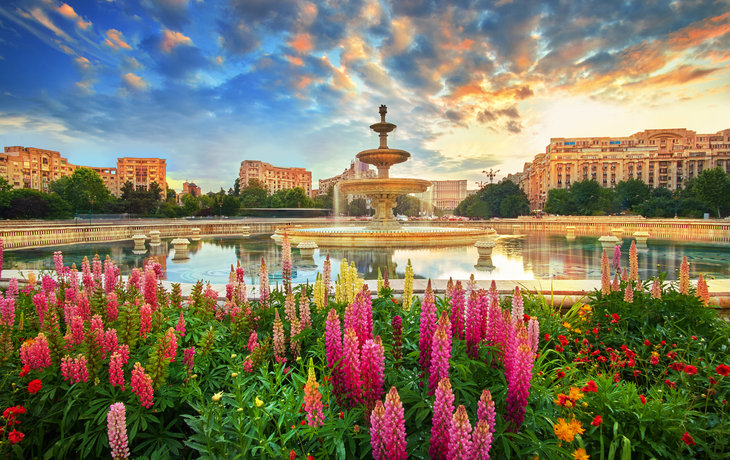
top-left (573, 329), bottom-right (582, 334)
top-left (553, 418), bottom-right (575, 442)
top-left (231, 372), bottom-right (239, 378)
top-left (231, 354), bottom-right (237, 359)
top-left (572, 448), bottom-right (590, 460)
top-left (651, 351), bottom-right (659, 358)
top-left (255, 397), bottom-right (263, 407)
top-left (568, 387), bottom-right (584, 401)
top-left (27, 272), bottom-right (36, 286)
top-left (582, 402), bottom-right (588, 408)
top-left (562, 321), bottom-right (572, 329)
top-left (212, 391), bottom-right (223, 402)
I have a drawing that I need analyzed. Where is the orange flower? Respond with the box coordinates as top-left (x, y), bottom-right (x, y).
top-left (572, 448), bottom-right (589, 460)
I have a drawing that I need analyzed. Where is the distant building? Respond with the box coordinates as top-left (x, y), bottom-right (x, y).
top-left (239, 160), bottom-right (312, 197)
top-left (516, 127), bottom-right (730, 210)
top-left (318, 158), bottom-right (376, 202)
top-left (0, 146), bottom-right (167, 197)
top-left (417, 179), bottom-right (468, 212)
top-left (182, 181), bottom-right (201, 196)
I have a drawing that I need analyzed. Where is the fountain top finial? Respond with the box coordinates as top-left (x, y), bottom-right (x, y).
top-left (379, 104), bottom-right (387, 122)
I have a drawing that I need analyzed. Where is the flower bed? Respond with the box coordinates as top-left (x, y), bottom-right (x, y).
top-left (0, 238), bottom-right (728, 459)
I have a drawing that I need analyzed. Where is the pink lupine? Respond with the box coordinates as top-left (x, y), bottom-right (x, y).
top-left (162, 327), bottom-right (178, 361)
top-left (450, 281), bottom-right (466, 340)
top-left (143, 268), bottom-right (158, 310)
top-left (128, 268), bottom-right (141, 291)
top-left (601, 249), bottom-right (611, 295)
top-left (20, 333), bottom-right (52, 370)
top-left (53, 251), bottom-right (64, 278)
top-left (0, 239), bottom-right (3, 279)
top-left (247, 331), bottom-right (259, 352)
top-left (145, 259), bottom-right (162, 279)
top-left (472, 420), bottom-right (493, 460)
top-left (61, 355), bottom-right (72, 381)
top-left (505, 326), bottom-right (535, 432)
top-left (466, 273), bottom-right (478, 296)
top-left (382, 387), bottom-right (407, 460)
top-left (510, 286), bottom-right (524, 324)
top-left (419, 280), bottom-right (438, 373)
top-left (282, 233), bottom-right (292, 291)
top-left (41, 275), bottom-right (56, 297)
top-left (355, 286), bottom-right (374, 347)
top-left (107, 402), bottom-right (130, 459)
top-left (62, 354), bottom-right (89, 384)
top-left (116, 344), bottom-right (130, 365)
top-left (104, 329), bottom-right (119, 359)
top-left (323, 254), bottom-right (331, 294)
top-left (360, 338), bottom-right (385, 411)
top-left (69, 315), bottom-right (85, 346)
top-left (91, 315), bottom-right (105, 356)
top-left (430, 377), bottom-right (455, 460)
top-left (445, 277), bottom-right (454, 297)
top-left (612, 244), bottom-right (621, 271)
top-left (303, 362), bottom-right (325, 428)
top-left (183, 347), bottom-right (195, 372)
top-left (131, 362), bottom-right (154, 408)
top-left (651, 278), bottom-right (662, 299)
top-left (258, 257), bottom-right (270, 308)
top-left (527, 318), bottom-right (540, 355)
top-left (477, 290), bottom-right (490, 344)
top-left (697, 274), bottom-right (710, 305)
top-left (629, 240), bottom-right (638, 281)
top-left (299, 293), bottom-right (311, 329)
top-left (236, 263), bottom-right (245, 283)
top-left (139, 304), bottom-right (152, 339)
top-left (82, 257), bottom-right (93, 291)
top-left (325, 309), bottom-right (344, 396)
top-left (109, 352), bottom-right (126, 390)
top-left (176, 311), bottom-right (186, 337)
top-left (624, 280), bottom-right (634, 303)
top-left (104, 256), bottom-right (118, 294)
top-left (284, 290), bottom-right (296, 324)
top-left (273, 310), bottom-right (286, 364)
top-left (107, 293), bottom-right (119, 322)
top-left (92, 255), bottom-right (103, 285)
top-left (448, 405), bottom-right (473, 460)
top-left (370, 401), bottom-right (386, 460)
top-left (477, 390), bottom-right (496, 435)
top-left (0, 296), bottom-right (15, 327)
top-left (611, 271), bottom-right (621, 292)
top-left (429, 313), bottom-right (452, 395)
top-left (6, 277), bottom-right (18, 300)
top-left (465, 290), bottom-right (482, 359)
top-left (76, 292), bottom-right (91, 321)
top-left (69, 266), bottom-right (79, 293)
top-left (342, 327), bottom-right (362, 405)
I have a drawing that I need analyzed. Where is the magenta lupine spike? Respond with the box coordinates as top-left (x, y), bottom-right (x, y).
top-left (225, 282), bottom-right (234, 302)
top-left (343, 300), bottom-right (356, 335)
top-left (247, 331), bottom-right (259, 352)
top-left (429, 313), bottom-right (452, 395)
top-left (448, 405), bottom-right (473, 460)
top-left (63, 354), bottom-right (89, 383)
top-left (6, 278), bottom-right (18, 300)
top-left (611, 271), bottom-right (621, 292)
top-left (282, 233), bottom-right (292, 291)
top-left (273, 309), bottom-right (286, 364)
top-left (284, 290), bottom-right (296, 323)
top-left (69, 315), bottom-right (85, 346)
top-left (53, 251), bottom-right (63, 279)
top-left (466, 273), bottom-right (477, 296)
top-left (20, 332), bottom-right (52, 370)
top-left (391, 316), bottom-right (403, 367)
top-left (651, 278), bottom-right (662, 299)
top-left (128, 268), bottom-right (141, 290)
top-left (527, 318), bottom-right (540, 355)
top-left (107, 293), bottom-right (119, 322)
top-left (91, 314), bottom-right (105, 354)
top-left (430, 377), bottom-right (455, 460)
top-left (107, 402), bottom-right (130, 460)
top-left (76, 292), bottom-right (91, 321)
top-left (629, 240), bottom-right (638, 281)
top-left (92, 256), bottom-right (103, 285)
top-left (612, 244), bottom-right (621, 272)
top-left (176, 311), bottom-right (186, 337)
top-left (472, 420), bottom-right (493, 460)
top-left (679, 256), bottom-right (690, 295)
top-left (299, 293), bottom-right (311, 329)
top-left (624, 280), bottom-right (634, 303)
top-left (360, 338), bottom-right (385, 411)
top-left (342, 327), bottom-right (362, 405)
top-left (323, 254), bottom-right (332, 294)
top-left (505, 326), bottom-right (535, 432)
top-left (0, 239), bottom-right (4, 279)
top-left (465, 290), bottom-right (481, 359)
top-left (325, 309), bottom-right (342, 369)
top-left (697, 274), bottom-right (710, 305)
top-left (502, 311), bottom-right (518, 386)
top-left (488, 280), bottom-right (498, 304)
top-left (477, 390), bottom-right (496, 435)
top-left (358, 285), bottom-right (374, 346)
top-left (104, 329), bottom-right (119, 358)
top-left (370, 401), bottom-right (386, 460)
top-left (143, 268), bottom-right (158, 310)
top-left (131, 362), bottom-right (154, 408)
top-left (109, 352), bottom-right (126, 390)
top-left (477, 289), bottom-right (489, 343)
top-left (601, 249), bottom-right (611, 295)
top-left (183, 347), bottom-right (195, 371)
top-left (236, 263), bottom-right (245, 283)
top-left (139, 304), bottom-right (152, 339)
top-left (33, 292), bottom-right (48, 328)
top-left (510, 286), bottom-right (524, 324)
top-left (450, 281), bottom-right (466, 340)
top-left (82, 256), bottom-right (93, 292)
top-left (419, 280), bottom-right (438, 373)
top-left (382, 387), bottom-right (407, 460)
top-left (162, 327), bottom-right (178, 361)
top-left (259, 257), bottom-right (270, 308)
top-left (104, 257), bottom-right (117, 294)
top-left (446, 277), bottom-right (454, 297)
top-left (41, 275), bottom-right (57, 297)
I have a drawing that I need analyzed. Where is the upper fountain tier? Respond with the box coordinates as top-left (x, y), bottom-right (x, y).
top-left (356, 104), bottom-right (411, 179)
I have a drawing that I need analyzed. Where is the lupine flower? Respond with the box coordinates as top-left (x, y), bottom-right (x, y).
top-left (449, 405), bottom-right (473, 460)
top-left (162, 327), bottom-right (178, 361)
top-left (377, 268), bottom-right (384, 293)
top-left (61, 354), bottom-right (89, 384)
top-left (419, 280), bottom-right (438, 374)
top-left (299, 293), bottom-right (311, 329)
top-left (505, 325), bottom-right (535, 432)
top-left (22, 333), bottom-right (52, 370)
top-left (679, 256), bottom-right (690, 295)
top-left (273, 310), bottom-right (286, 364)
top-left (282, 233), bottom-right (292, 291)
top-left (402, 259), bottom-right (414, 310)
top-left (624, 280), bottom-right (634, 303)
top-left (361, 338), bottom-right (385, 410)
top-left (478, 389), bottom-right (497, 435)
top-left (176, 311), bottom-right (186, 337)
top-left (342, 328), bottom-right (362, 405)
top-left (430, 377), bottom-right (455, 460)
top-left (383, 269), bottom-right (390, 290)
top-left (651, 278), bottom-right (662, 299)
top-left (247, 331), bottom-right (259, 352)
top-left (429, 313), bottom-right (452, 395)
top-left (697, 274), bottom-right (709, 305)
top-left (325, 309), bottom-right (342, 370)
top-left (391, 316), bottom-right (402, 366)
top-left (446, 277), bottom-right (454, 297)
top-left (472, 420), bottom-right (493, 460)
top-left (41, 275), bottom-right (56, 297)
top-left (370, 401), bottom-right (386, 460)
top-left (284, 290), bottom-right (296, 323)
top-left (259, 258), bottom-right (270, 308)
top-left (621, 267), bottom-right (629, 281)
top-left (601, 249), bottom-right (611, 295)
top-left (465, 290), bottom-right (482, 359)
top-left (510, 286), bottom-right (524, 323)
top-left (183, 347), bottom-right (195, 372)
top-left (0, 296), bottom-right (15, 327)
top-left (0, 238), bottom-right (4, 279)
top-left (7, 277), bottom-right (18, 300)
top-left (107, 293), bottom-right (119, 321)
top-left (139, 304), bottom-right (152, 339)
top-left (527, 318), bottom-right (540, 355)
top-left (611, 271), bottom-right (621, 292)
top-left (131, 362), bottom-right (154, 408)
top-left (382, 387), bottom-right (407, 460)
top-left (612, 245), bottom-right (621, 271)
top-left (629, 240), bottom-right (638, 281)
top-left (107, 402), bottom-right (130, 459)
top-left (323, 254), bottom-right (331, 294)
top-left (303, 359), bottom-right (325, 428)
top-left (109, 352), bottom-right (126, 390)
top-left (450, 281), bottom-right (466, 340)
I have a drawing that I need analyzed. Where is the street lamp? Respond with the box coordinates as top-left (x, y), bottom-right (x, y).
top-left (89, 195), bottom-right (95, 226)
top-left (482, 169), bottom-right (500, 220)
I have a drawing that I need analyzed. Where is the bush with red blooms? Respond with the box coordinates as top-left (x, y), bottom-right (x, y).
top-left (28, 379), bottom-right (42, 394)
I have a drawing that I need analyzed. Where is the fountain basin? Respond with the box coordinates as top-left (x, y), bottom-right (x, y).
top-left (337, 178), bottom-right (431, 196)
top-left (278, 226), bottom-right (498, 248)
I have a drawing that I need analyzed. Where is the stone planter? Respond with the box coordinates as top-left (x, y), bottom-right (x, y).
top-left (598, 235), bottom-right (620, 250)
top-left (132, 234), bottom-right (147, 251)
top-left (474, 256), bottom-right (495, 272)
top-left (149, 230), bottom-right (161, 246)
top-left (633, 231), bottom-right (650, 244)
top-left (297, 241), bottom-right (318, 258)
top-left (566, 225), bottom-right (575, 234)
top-left (611, 227), bottom-right (624, 239)
top-left (172, 238), bottom-right (190, 260)
top-left (241, 226), bottom-right (250, 237)
top-left (191, 228), bottom-right (201, 241)
top-left (475, 239), bottom-right (497, 257)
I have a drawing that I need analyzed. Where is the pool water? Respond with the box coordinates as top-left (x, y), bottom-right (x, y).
top-left (3, 234), bottom-right (728, 284)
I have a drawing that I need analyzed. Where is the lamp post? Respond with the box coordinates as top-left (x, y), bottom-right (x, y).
top-left (482, 169), bottom-right (500, 220)
top-left (89, 195), bottom-right (95, 226)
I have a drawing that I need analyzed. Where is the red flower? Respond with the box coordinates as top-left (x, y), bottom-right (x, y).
top-left (643, 340), bottom-right (651, 346)
top-left (664, 380), bottom-right (676, 389)
top-left (8, 430), bottom-right (24, 445)
top-left (709, 377), bottom-right (718, 385)
top-left (544, 333), bottom-right (550, 342)
top-left (717, 364), bottom-right (730, 377)
top-left (691, 336), bottom-right (697, 340)
top-left (555, 345), bottom-right (564, 353)
top-left (556, 370), bottom-right (566, 379)
top-left (633, 370), bottom-right (641, 377)
top-left (581, 380), bottom-right (598, 393)
top-left (339, 412), bottom-right (344, 419)
top-left (523, 314), bottom-right (531, 323)
top-left (308, 457), bottom-right (315, 460)
top-left (3, 406), bottom-right (26, 419)
top-left (290, 450), bottom-right (297, 460)
top-left (640, 395), bottom-right (646, 404)
top-left (610, 313), bottom-right (620, 324)
top-left (591, 415), bottom-right (603, 427)
top-left (19, 365), bottom-right (30, 378)
top-left (683, 365), bottom-right (698, 375)
top-left (558, 335), bottom-right (569, 346)
top-left (28, 379), bottom-right (42, 394)
top-left (300, 420), bottom-right (306, 425)
top-left (682, 432), bottom-right (696, 446)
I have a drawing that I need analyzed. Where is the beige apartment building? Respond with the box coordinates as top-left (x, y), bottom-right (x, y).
top-left (318, 159), bottom-right (376, 202)
top-left (518, 128), bottom-right (730, 210)
top-left (417, 180), bottom-right (468, 212)
top-left (1, 146), bottom-right (167, 197)
top-left (239, 160), bottom-right (312, 197)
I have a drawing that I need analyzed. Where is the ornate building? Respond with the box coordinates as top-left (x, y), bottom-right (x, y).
top-left (238, 160), bottom-right (312, 197)
top-left (517, 128), bottom-right (730, 210)
top-left (416, 180), bottom-right (468, 212)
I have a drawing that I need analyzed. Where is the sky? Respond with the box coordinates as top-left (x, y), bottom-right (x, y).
top-left (1, 0), bottom-right (729, 194)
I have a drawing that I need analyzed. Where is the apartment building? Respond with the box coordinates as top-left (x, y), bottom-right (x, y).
top-left (239, 160), bottom-right (312, 197)
top-left (0, 146), bottom-right (167, 197)
top-left (318, 159), bottom-right (376, 202)
top-left (517, 128), bottom-right (730, 210)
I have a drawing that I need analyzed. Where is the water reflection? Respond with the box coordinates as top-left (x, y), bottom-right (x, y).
top-left (3, 234), bottom-right (729, 284)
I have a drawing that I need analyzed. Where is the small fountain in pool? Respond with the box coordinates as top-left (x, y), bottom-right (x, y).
top-left (278, 105), bottom-right (496, 247)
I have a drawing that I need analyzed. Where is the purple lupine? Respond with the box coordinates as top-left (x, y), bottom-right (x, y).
top-left (477, 389), bottom-right (496, 436)
top-left (419, 280), bottom-right (438, 373)
top-left (391, 316), bottom-right (402, 367)
top-left (183, 347), bottom-right (195, 372)
top-left (450, 280), bottom-right (466, 340)
top-left (342, 327), bottom-right (362, 405)
top-left (429, 312), bottom-right (452, 395)
top-left (612, 244), bottom-right (621, 272)
top-left (107, 402), bottom-right (130, 459)
top-left (382, 387), bottom-right (407, 460)
top-left (465, 290), bottom-right (481, 359)
top-left (370, 401), bottom-right (386, 460)
top-left (448, 405), bottom-right (473, 460)
top-left (472, 420), bottom-right (493, 460)
top-left (430, 377), bottom-right (455, 460)
top-left (360, 338), bottom-right (385, 411)
top-left (504, 325), bottom-right (535, 432)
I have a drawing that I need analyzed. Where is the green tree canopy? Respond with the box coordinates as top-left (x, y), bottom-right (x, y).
top-left (615, 178), bottom-right (650, 211)
top-left (694, 167), bottom-right (730, 218)
top-left (544, 188), bottom-right (576, 215)
top-left (49, 168), bottom-right (113, 213)
top-left (181, 193), bottom-right (200, 216)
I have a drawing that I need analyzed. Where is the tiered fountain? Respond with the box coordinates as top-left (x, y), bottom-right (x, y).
top-left (280, 105), bottom-right (497, 247)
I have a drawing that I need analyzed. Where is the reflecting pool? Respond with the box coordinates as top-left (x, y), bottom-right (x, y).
top-left (3, 234), bottom-right (728, 284)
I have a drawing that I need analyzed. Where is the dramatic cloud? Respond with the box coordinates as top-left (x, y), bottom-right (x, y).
top-left (161, 29), bottom-right (192, 52)
top-left (104, 29), bottom-right (132, 50)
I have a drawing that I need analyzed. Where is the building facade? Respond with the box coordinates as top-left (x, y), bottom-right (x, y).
top-left (417, 180), bottom-right (468, 212)
top-left (239, 160), bottom-right (312, 197)
top-left (1, 146), bottom-right (167, 197)
top-left (517, 128), bottom-right (730, 210)
top-left (318, 159), bottom-right (376, 202)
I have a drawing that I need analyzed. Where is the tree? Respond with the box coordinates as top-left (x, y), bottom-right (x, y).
top-left (221, 195), bottom-right (240, 216)
top-left (232, 178), bottom-right (240, 197)
top-left (544, 188), bottom-right (576, 215)
top-left (50, 168), bottom-right (113, 213)
top-left (240, 179), bottom-right (268, 208)
top-left (284, 187), bottom-right (312, 208)
top-left (570, 180), bottom-right (602, 215)
top-left (347, 198), bottom-right (369, 216)
top-left (166, 188), bottom-right (177, 202)
top-left (694, 167), bottom-right (730, 218)
top-left (500, 195), bottom-right (530, 218)
top-left (181, 193), bottom-right (200, 216)
top-left (615, 179), bottom-right (650, 211)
